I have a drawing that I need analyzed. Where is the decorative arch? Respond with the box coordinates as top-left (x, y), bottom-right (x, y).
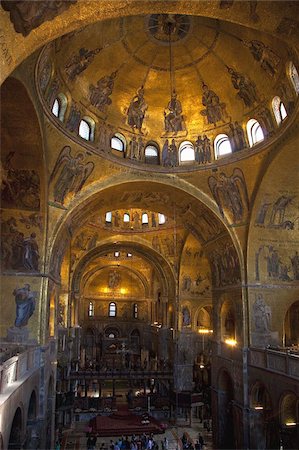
top-left (83, 264), bottom-right (149, 298)
top-left (48, 178), bottom-right (244, 336)
top-left (249, 381), bottom-right (277, 449)
top-left (279, 392), bottom-right (299, 450)
top-left (194, 305), bottom-right (213, 330)
top-left (220, 299), bottom-right (236, 343)
top-left (71, 239), bottom-right (176, 325)
top-left (27, 390), bottom-right (37, 421)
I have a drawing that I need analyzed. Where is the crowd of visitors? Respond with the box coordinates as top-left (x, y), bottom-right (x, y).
top-left (84, 433), bottom-right (169, 450)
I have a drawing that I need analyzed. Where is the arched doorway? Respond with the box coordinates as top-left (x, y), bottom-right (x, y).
top-left (249, 382), bottom-right (277, 449)
top-left (284, 301), bottom-right (299, 347)
top-left (8, 407), bottom-right (22, 450)
top-left (25, 391), bottom-right (39, 449)
top-left (217, 369), bottom-right (235, 449)
top-left (280, 393), bottom-right (299, 450)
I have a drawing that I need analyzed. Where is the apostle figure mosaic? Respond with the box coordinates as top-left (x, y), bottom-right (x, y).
top-left (227, 67), bottom-right (259, 107)
top-left (127, 87), bottom-right (148, 132)
top-left (228, 122), bottom-right (247, 152)
top-left (65, 103), bottom-right (81, 132)
top-left (164, 91), bottom-right (184, 133)
top-left (201, 83), bottom-right (228, 126)
top-left (195, 135), bottom-right (212, 164)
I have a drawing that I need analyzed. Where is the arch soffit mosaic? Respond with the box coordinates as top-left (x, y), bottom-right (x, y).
top-left (50, 176), bottom-right (243, 268)
top-left (82, 264), bottom-right (151, 299)
top-left (71, 238), bottom-right (177, 298)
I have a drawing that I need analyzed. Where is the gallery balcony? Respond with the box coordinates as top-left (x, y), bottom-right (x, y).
top-left (248, 347), bottom-right (299, 380)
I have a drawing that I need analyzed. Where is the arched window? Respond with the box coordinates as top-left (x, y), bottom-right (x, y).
top-left (79, 117), bottom-right (95, 141)
top-left (52, 98), bottom-right (60, 118)
top-left (145, 144), bottom-right (159, 165)
top-left (142, 213), bottom-right (149, 224)
top-left (105, 211), bottom-right (112, 223)
top-left (105, 327), bottom-right (119, 338)
top-left (246, 119), bottom-right (264, 147)
top-left (179, 141), bottom-right (195, 162)
top-left (51, 93), bottom-right (67, 121)
top-left (109, 302), bottom-right (117, 317)
top-left (123, 213), bottom-right (130, 223)
top-left (111, 133), bottom-right (126, 152)
top-left (133, 303), bottom-right (138, 319)
top-left (158, 213), bottom-right (166, 225)
top-left (287, 61), bottom-right (299, 94)
top-left (88, 301), bottom-right (94, 317)
top-left (272, 96), bottom-right (287, 125)
top-left (214, 134), bottom-right (232, 158)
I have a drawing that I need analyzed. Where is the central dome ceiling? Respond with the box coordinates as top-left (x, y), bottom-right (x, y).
top-left (50, 14), bottom-right (288, 143)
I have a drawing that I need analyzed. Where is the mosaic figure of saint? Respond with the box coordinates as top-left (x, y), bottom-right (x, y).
top-left (13, 284), bottom-right (37, 327)
top-left (127, 87), bottom-right (148, 132)
top-left (89, 71), bottom-right (117, 111)
top-left (164, 91), bottom-right (184, 133)
top-left (227, 67), bottom-right (259, 107)
top-left (201, 84), bottom-right (227, 126)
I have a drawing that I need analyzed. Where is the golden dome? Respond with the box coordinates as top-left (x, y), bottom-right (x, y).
top-left (38, 14), bottom-right (295, 158)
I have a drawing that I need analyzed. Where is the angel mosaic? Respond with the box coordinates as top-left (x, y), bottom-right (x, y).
top-left (208, 168), bottom-right (249, 223)
top-left (49, 146), bottom-right (94, 204)
top-left (89, 71), bottom-right (117, 112)
top-left (65, 47), bottom-right (102, 81)
top-left (243, 40), bottom-right (280, 77)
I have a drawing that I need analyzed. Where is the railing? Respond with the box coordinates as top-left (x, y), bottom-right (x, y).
top-left (68, 368), bottom-right (173, 380)
top-left (249, 347), bottom-right (299, 380)
top-left (0, 340), bottom-right (56, 395)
